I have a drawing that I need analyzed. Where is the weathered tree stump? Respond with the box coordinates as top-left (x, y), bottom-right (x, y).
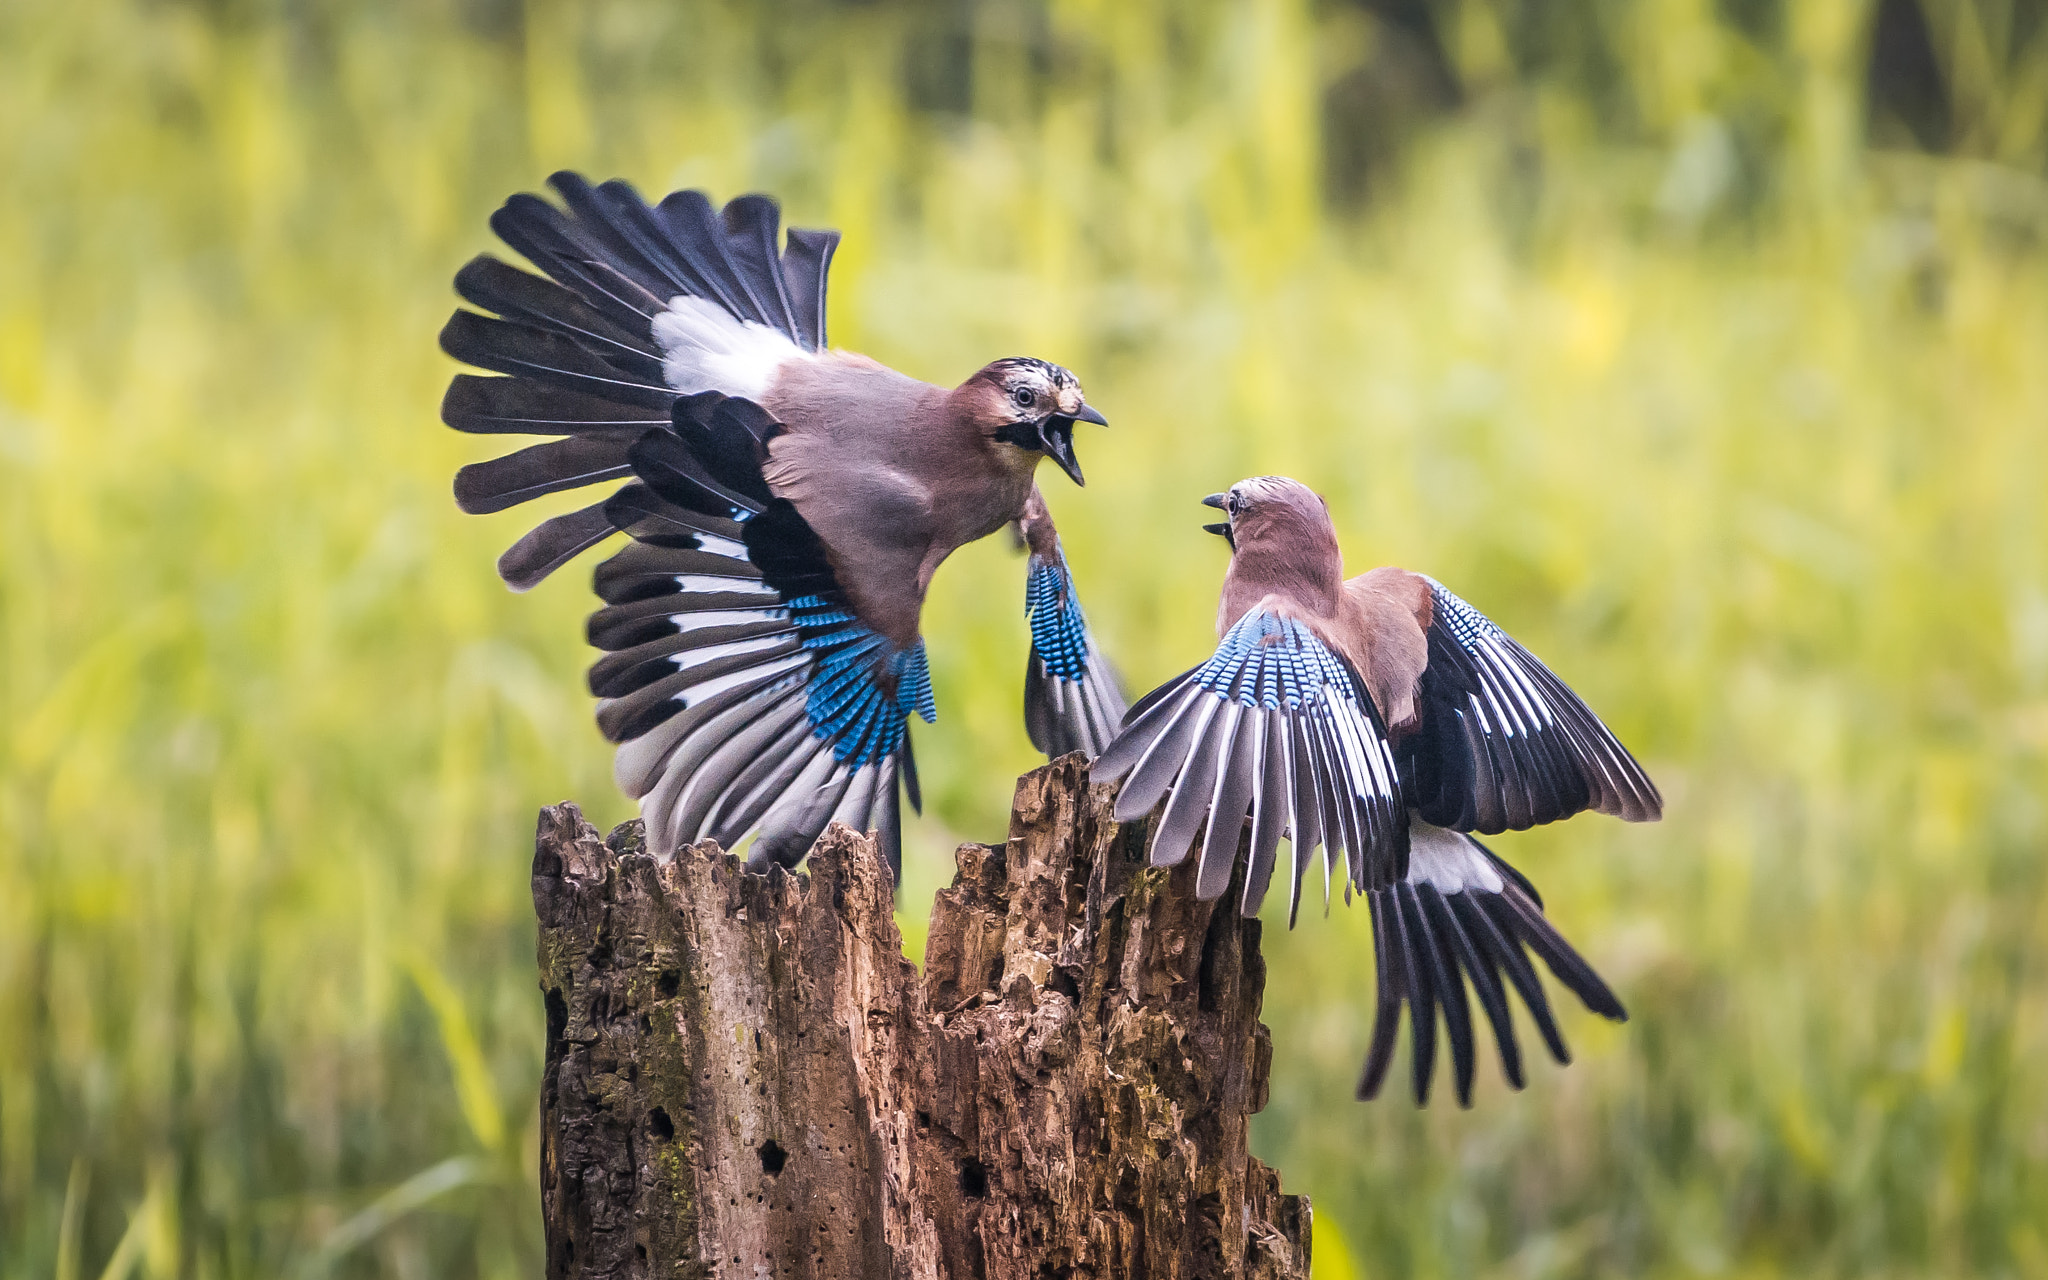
top-left (533, 755), bottom-right (1310, 1279)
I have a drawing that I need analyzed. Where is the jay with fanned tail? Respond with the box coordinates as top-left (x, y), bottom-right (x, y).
top-left (1095, 476), bottom-right (1662, 1107)
top-left (440, 173), bottom-right (1122, 877)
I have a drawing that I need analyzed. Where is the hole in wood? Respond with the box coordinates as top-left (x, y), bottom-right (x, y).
top-left (543, 987), bottom-right (567, 1049)
top-left (959, 1158), bottom-right (988, 1199)
top-left (758, 1139), bottom-right (788, 1175)
top-left (648, 1107), bottom-right (675, 1141)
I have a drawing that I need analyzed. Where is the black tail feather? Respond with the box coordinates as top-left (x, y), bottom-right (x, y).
top-left (1444, 892), bottom-right (1527, 1088)
top-left (721, 194), bottom-right (804, 341)
top-left (1357, 891), bottom-right (1404, 1099)
top-left (1499, 885), bottom-right (1629, 1020)
top-left (780, 227), bottom-right (840, 350)
top-left (1413, 884), bottom-right (1478, 1107)
top-left (547, 175), bottom-right (694, 304)
top-left (1361, 845), bottom-right (1624, 1106)
top-left (899, 733), bottom-right (922, 815)
top-left (1471, 891), bottom-right (1572, 1063)
top-left (1388, 886), bottom-right (1439, 1106)
top-left (651, 189), bottom-right (772, 329)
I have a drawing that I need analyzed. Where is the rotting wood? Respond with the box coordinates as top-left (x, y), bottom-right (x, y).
top-left (534, 754), bottom-right (1310, 1279)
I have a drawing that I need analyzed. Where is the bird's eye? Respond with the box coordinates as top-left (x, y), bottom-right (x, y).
top-left (1011, 386), bottom-right (1036, 410)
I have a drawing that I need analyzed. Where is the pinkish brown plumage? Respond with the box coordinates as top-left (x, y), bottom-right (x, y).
top-left (440, 174), bottom-right (1123, 879)
top-left (1097, 474), bottom-right (1661, 1108)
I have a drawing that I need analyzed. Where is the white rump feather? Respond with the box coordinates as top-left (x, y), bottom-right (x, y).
top-left (651, 295), bottom-right (806, 400)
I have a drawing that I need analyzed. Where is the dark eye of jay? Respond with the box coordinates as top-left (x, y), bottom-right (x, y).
top-left (980, 360), bottom-right (1103, 486)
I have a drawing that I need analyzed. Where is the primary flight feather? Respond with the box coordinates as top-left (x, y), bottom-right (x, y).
top-left (440, 173), bottom-right (1124, 878)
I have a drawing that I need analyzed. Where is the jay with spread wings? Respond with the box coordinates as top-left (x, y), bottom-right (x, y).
top-left (1096, 476), bottom-right (1662, 1107)
top-left (439, 173), bottom-right (1123, 877)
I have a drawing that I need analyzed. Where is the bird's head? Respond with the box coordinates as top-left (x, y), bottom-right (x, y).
top-left (1203, 476), bottom-right (1345, 620)
top-left (1201, 476), bottom-right (1337, 556)
top-left (970, 357), bottom-right (1107, 486)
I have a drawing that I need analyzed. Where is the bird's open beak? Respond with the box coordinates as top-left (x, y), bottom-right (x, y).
top-left (1037, 416), bottom-right (1085, 486)
top-left (1200, 494), bottom-right (1234, 547)
top-left (1039, 404), bottom-right (1106, 487)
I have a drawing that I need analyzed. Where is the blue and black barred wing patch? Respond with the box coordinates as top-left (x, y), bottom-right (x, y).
top-left (1094, 609), bottom-right (1407, 920)
top-left (1402, 578), bottom-right (1661, 834)
top-left (1022, 548), bottom-right (1126, 759)
top-left (588, 399), bottom-right (935, 877)
top-left (1356, 816), bottom-right (1627, 1109)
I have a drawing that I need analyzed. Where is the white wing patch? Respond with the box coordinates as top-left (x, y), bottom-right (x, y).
top-left (1405, 818), bottom-right (1505, 895)
top-left (651, 294), bottom-right (806, 400)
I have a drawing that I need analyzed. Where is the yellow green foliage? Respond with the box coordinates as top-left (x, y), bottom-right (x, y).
top-left (3, 0), bottom-right (2046, 1275)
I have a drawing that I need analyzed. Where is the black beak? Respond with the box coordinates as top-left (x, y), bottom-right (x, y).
top-left (1073, 402), bottom-right (1108, 427)
top-left (1038, 415), bottom-right (1086, 486)
top-left (1200, 494), bottom-right (1234, 547)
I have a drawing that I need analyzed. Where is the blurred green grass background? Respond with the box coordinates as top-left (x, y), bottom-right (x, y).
top-left (5, 0), bottom-right (2048, 1275)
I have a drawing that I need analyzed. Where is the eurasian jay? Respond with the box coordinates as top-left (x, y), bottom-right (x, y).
top-left (440, 173), bottom-right (1122, 877)
top-left (1095, 476), bottom-right (1662, 1107)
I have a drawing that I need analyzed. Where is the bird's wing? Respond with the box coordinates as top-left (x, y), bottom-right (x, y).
top-left (1358, 817), bottom-right (1626, 1108)
top-left (1401, 577), bottom-right (1662, 833)
top-left (442, 176), bottom-right (928, 878)
top-left (1018, 489), bottom-right (1126, 759)
top-left (1094, 609), bottom-right (1408, 920)
top-left (441, 172), bottom-right (839, 561)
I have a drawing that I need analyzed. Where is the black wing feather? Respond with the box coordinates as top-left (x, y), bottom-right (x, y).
top-left (442, 374), bottom-right (669, 436)
top-left (439, 311), bottom-right (673, 407)
top-left (497, 500), bottom-right (619, 592)
top-left (1403, 579), bottom-right (1661, 833)
top-left (452, 254), bottom-right (655, 362)
top-left (454, 435), bottom-right (636, 515)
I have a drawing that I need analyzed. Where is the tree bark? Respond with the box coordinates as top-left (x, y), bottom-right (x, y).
top-left (533, 754), bottom-right (1310, 1280)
